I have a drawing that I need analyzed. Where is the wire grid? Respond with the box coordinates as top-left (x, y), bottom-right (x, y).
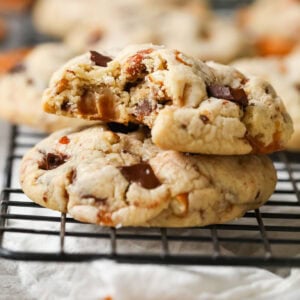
top-left (0, 125), bottom-right (299, 266)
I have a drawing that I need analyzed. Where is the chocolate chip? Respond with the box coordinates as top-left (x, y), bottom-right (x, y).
top-left (120, 163), bottom-right (161, 189)
top-left (107, 122), bottom-right (139, 134)
top-left (9, 63), bottom-right (25, 73)
top-left (39, 153), bottom-right (68, 170)
top-left (207, 84), bottom-right (248, 107)
top-left (200, 114), bottom-right (209, 124)
top-left (90, 50), bottom-right (112, 67)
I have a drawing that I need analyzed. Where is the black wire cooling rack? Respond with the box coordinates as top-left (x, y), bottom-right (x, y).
top-left (0, 125), bottom-right (299, 266)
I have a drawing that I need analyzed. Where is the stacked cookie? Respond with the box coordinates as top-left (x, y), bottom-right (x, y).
top-left (0, 43), bottom-right (96, 132)
top-left (20, 45), bottom-right (293, 227)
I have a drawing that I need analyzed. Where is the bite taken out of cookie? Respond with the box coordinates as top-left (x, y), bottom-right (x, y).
top-left (42, 44), bottom-right (293, 155)
top-left (20, 124), bottom-right (277, 227)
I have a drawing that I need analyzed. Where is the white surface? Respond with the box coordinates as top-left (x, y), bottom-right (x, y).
top-left (0, 123), bottom-right (300, 300)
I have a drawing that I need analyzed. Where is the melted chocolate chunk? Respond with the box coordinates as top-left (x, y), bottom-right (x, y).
top-left (90, 51), bottom-right (112, 67)
top-left (207, 84), bottom-right (248, 107)
top-left (120, 163), bottom-right (161, 189)
top-left (39, 153), bottom-right (68, 170)
top-left (107, 122), bottom-right (139, 134)
top-left (9, 63), bottom-right (26, 73)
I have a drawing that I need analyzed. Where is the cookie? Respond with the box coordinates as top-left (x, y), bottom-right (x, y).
top-left (238, 0), bottom-right (300, 56)
top-left (42, 44), bottom-right (293, 154)
top-left (65, 4), bottom-right (248, 64)
top-left (232, 54), bottom-right (300, 151)
top-left (0, 43), bottom-right (96, 132)
top-left (20, 124), bottom-right (277, 227)
top-left (33, 0), bottom-right (209, 38)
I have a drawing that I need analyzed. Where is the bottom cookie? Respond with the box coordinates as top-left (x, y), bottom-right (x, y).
top-left (20, 124), bottom-right (277, 227)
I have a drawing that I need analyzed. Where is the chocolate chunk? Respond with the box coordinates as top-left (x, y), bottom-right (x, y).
top-left (200, 114), bottom-right (209, 124)
top-left (39, 153), bottom-right (68, 170)
top-left (9, 63), bottom-right (25, 73)
top-left (90, 51), bottom-right (112, 67)
top-left (120, 163), bottom-right (161, 189)
top-left (207, 84), bottom-right (248, 107)
top-left (107, 122), bottom-right (139, 133)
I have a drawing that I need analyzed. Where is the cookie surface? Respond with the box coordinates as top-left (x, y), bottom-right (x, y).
top-left (232, 52), bottom-right (300, 151)
top-left (0, 43), bottom-right (96, 132)
top-left (43, 44), bottom-right (293, 154)
top-left (20, 124), bottom-right (277, 227)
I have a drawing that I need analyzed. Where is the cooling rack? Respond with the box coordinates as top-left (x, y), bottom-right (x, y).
top-left (0, 125), bottom-right (299, 266)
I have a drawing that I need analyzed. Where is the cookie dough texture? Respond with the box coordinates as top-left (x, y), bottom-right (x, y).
top-left (0, 43), bottom-right (96, 132)
top-left (232, 50), bottom-right (300, 150)
top-left (43, 44), bottom-right (293, 154)
top-left (20, 124), bottom-right (277, 227)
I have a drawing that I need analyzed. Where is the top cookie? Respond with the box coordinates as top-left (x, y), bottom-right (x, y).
top-left (42, 44), bottom-right (293, 155)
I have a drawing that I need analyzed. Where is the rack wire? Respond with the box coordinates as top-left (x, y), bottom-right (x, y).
top-left (0, 125), bottom-right (299, 266)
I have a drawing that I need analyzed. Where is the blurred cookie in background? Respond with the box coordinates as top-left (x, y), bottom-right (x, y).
top-left (33, 0), bottom-right (209, 38)
top-left (238, 0), bottom-right (300, 56)
top-left (0, 43), bottom-right (97, 132)
top-left (232, 50), bottom-right (300, 151)
top-left (0, 18), bottom-right (6, 42)
top-left (65, 4), bottom-right (249, 63)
